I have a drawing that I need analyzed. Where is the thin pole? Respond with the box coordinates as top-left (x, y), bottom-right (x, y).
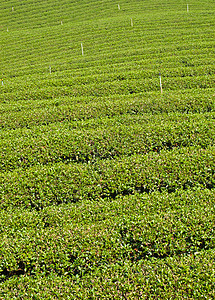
top-left (131, 18), bottom-right (133, 27)
top-left (159, 73), bottom-right (163, 94)
top-left (81, 43), bottom-right (84, 55)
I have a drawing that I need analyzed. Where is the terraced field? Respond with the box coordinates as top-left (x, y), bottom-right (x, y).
top-left (0, 0), bottom-right (215, 298)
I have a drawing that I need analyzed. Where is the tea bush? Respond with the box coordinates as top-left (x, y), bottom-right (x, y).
top-left (0, 0), bottom-right (214, 297)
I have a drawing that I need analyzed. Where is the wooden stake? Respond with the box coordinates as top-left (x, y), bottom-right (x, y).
top-left (159, 73), bottom-right (163, 94)
top-left (131, 18), bottom-right (133, 27)
top-left (118, 4), bottom-right (120, 10)
top-left (187, 4), bottom-right (189, 12)
top-left (1, 79), bottom-right (3, 86)
top-left (12, 7), bottom-right (14, 11)
top-left (61, 21), bottom-right (63, 25)
top-left (49, 66), bottom-right (51, 74)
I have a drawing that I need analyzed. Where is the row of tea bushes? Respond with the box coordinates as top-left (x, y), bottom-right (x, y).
top-left (1, 146), bottom-right (214, 209)
top-left (1, 74), bottom-right (214, 102)
top-left (0, 112), bottom-right (214, 172)
top-left (1, 89), bottom-right (214, 129)
top-left (0, 188), bottom-right (214, 297)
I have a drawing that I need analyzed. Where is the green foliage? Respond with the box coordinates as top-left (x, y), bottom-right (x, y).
top-left (1, 146), bottom-right (215, 209)
top-left (0, 189), bottom-right (215, 298)
top-left (0, 0), bottom-right (215, 297)
top-left (0, 112), bottom-right (214, 172)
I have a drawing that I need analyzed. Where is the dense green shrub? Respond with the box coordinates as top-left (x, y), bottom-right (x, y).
top-left (0, 0), bottom-right (214, 297)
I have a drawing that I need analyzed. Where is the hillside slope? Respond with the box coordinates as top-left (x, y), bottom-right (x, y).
top-left (0, 0), bottom-right (215, 298)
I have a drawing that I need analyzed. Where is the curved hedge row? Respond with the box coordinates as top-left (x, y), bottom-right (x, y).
top-left (0, 90), bottom-right (214, 129)
top-left (0, 189), bottom-right (214, 290)
top-left (0, 113), bottom-right (214, 172)
top-left (1, 146), bottom-right (214, 209)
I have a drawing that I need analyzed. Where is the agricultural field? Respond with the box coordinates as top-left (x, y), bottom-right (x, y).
top-left (0, 0), bottom-right (215, 298)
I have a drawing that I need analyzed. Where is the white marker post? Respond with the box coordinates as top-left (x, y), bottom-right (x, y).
top-left (118, 4), bottom-right (120, 10)
top-left (159, 73), bottom-right (163, 94)
top-left (1, 79), bottom-right (3, 86)
top-left (187, 4), bottom-right (189, 12)
top-left (61, 21), bottom-right (63, 25)
top-left (131, 18), bottom-right (133, 27)
top-left (12, 7), bottom-right (14, 11)
top-left (81, 43), bottom-right (84, 56)
top-left (49, 66), bottom-right (51, 74)
top-left (7, 28), bottom-right (8, 32)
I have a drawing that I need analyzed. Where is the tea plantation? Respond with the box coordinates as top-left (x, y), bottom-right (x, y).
top-left (0, 0), bottom-right (214, 298)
